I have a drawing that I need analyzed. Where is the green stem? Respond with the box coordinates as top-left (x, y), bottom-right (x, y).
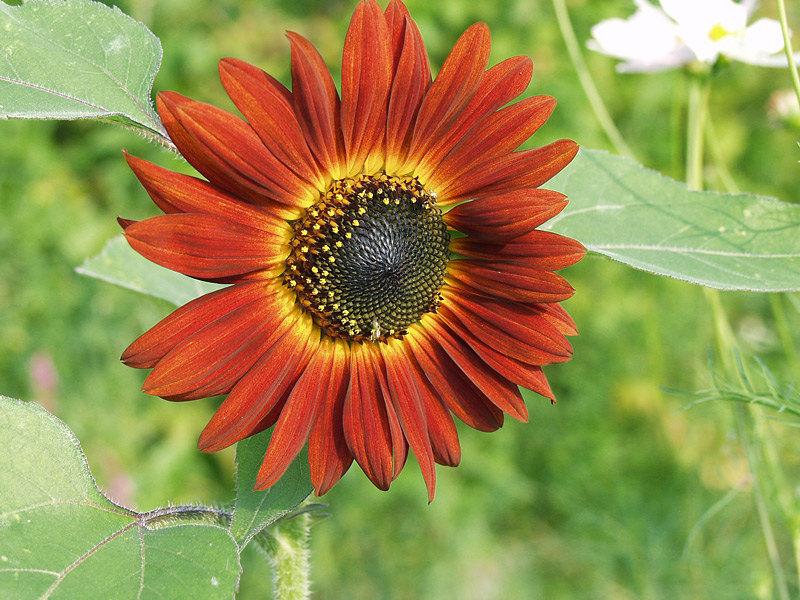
top-left (258, 512), bottom-right (312, 600)
top-left (705, 288), bottom-right (791, 600)
top-left (705, 114), bottom-right (740, 194)
top-left (551, 0), bottom-right (635, 159)
top-left (686, 76), bottom-right (711, 192)
top-left (689, 80), bottom-right (791, 597)
top-left (776, 0), bottom-right (800, 110)
top-left (769, 294), bottom-right (800, 375)
top-left (735, 407), bottom-right (791, 600)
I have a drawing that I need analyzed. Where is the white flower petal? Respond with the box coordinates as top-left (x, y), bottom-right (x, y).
top-left (744, 18), bottom-right (786, 54)
top-left (588, 0), bottom-right (794, 71)
top-left (587, 1), bottom-right (690, 70)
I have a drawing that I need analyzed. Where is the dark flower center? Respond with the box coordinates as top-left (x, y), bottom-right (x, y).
top-left (285, 173), bottom-right (449, 343)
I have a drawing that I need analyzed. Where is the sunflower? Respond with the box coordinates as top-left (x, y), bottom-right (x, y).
top-left (121, 0), bottom-right (585, 501)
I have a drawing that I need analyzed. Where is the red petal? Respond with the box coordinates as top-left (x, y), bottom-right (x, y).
top-left (441, 287), bottom-right (573, 365)
top-left (384, 5), bottom-right (431, 172)
top-left (450, 230), bottom-right (586, 270)
top-left (421, 385), bottom-right (461, 467)
top-left (308, 339), bottom-right (353, 495)
top-left (538, 302), bottom-right (578, 336)
top-left (342, 343), bottom-right (395, 491)
top-left (447, 259), bottom-right (575, 304)
top-left (256, 337), bottom-right (342, 489)
top-left (341, 0), bottom-right (392, 175)
top-left (427, 96), bottom-right (555, 190)
top-left (405, 325), bottom-right (504, 431)
top-left (401, 22), bottom-right (491, 172)
top-left (384, 0), bottom-right (420, 68)
top-left (117, 217), bottom-right (136, 230)
top-left (218, 58), bottom-right (326, 189)
top-left (420, 315), bottom-right (528, 422)
top-left (437, 310), bottom-right (556, 401)
top-left (143, 288), bottom-right (300, 400)
top-left (288, 31), bottom-right (345, 179)
top-left (382, 340), bottom-right (437, 502)
top-left (167, 97), bottom-right (317, 208)
top-left (437, 139), bottom-right (579, 205)
top-left (125, 153), bottom-right (291, 237)
top-left (197, 314), bottom-right (317, 452)
top-left (123, 214), bottom-right (284, 281)
top-left (443, 189), bottom-right (567, 240)
top-left (122, 281), bottom-right (275, 369)
top-left (390, 339), bottom-right (461, 467)
top-left (414, 57), bottom-right (533, 181)
top-left (158, 93), bottom-right (303, 218)
top-left (368, 344), bottom-right (409, 481)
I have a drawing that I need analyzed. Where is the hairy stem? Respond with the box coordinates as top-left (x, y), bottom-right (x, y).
top-left (257, 511), bottom-right (312, 600)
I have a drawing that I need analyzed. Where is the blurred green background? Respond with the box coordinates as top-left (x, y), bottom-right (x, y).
top-left (3, 0), bottom-right (800, 597)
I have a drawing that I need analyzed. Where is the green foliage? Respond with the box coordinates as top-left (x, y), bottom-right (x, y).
top-left (0, 392), bottom-right (313, 598)
top-left (549, 150), bottom-right (800, 291)
top-left (0, 0), bottom-right (166, 141)
top-left (677, 352), bottom-right (800, 424)
top-left (0, 395), bottom-right (241, 599)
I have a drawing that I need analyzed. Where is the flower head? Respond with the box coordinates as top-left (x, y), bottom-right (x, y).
top-left (121, 0), bottom-right (583, 501)
top-left (588, 0), bottom-right (794, 72)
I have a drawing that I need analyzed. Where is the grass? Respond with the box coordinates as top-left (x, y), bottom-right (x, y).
top-left (2, 0), bottom-right (800, 597)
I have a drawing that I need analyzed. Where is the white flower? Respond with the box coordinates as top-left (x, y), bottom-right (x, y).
top-left (587, 0), bottom-right (795, 72)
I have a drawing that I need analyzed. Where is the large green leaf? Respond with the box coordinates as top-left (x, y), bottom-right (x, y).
top-left (0, 0), bottom-right (165, 138)
top-left (231, 430), bottom-right (313, 549)
top-left (547, 150), bottom-right (800, 291)
top-left (0, 396), bottom-right (241, 599)
top-left (77, 235), bottom-right (223, 306)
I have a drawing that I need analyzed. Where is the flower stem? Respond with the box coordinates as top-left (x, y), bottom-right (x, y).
top-left (705, 114), bottom-right (740, 194)
top-left (776, 0), bottom-right (800, 109)
top-left (256, 510), bottom-right (312, 600)
top-left (551, 0), bottom-right (635, 159)
top-left (686, 75), bottom-right (711, 192)
top-left (769, 293), bottom-right (800, 373)
top-left (704, 289), bottom-right (792, 600)
top-left (688, 77), bottom-right (791, 599)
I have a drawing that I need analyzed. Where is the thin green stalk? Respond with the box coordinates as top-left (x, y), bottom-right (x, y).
top-left (686, 76), bottom-right (711, 192)
top-left (795, 529), bottom-right (800, 597)
top-left (689, 82), bottom-right (791, 597)
top-left (769, 294), bottom-right (800, 373)
top-left (704, 288), bottom-right (791, 600)
top-left (551, 0), bottom-right (635, 159)
top-left (735, 407), bottom-right (791, 600)
top-left (705, 115), bottom-right (740, 194)
top-left (776, 0), bottom-right (800, 109)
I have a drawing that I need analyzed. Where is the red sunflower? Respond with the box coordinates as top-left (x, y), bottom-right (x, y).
top-left (121, 0), bottom-right (584, 501)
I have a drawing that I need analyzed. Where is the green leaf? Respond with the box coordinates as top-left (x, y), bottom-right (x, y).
top-left (231, 429), bottom-right (313, 549)
top-left (0, 395), bottom-right (241, 600)
top-left (77, 235), bottom-right (223, 306)
top-left (0, 0), bottom-right (166, 139)
top-left (547, 150), bottom-right (800, 291)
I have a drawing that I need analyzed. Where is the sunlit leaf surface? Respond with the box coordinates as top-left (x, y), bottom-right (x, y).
top-left (548, 150), bottom-right (800, 291)
top-left (0, 396), bottom-right (241, 599)
top-left (0, 0), bottom-right (164, 136)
